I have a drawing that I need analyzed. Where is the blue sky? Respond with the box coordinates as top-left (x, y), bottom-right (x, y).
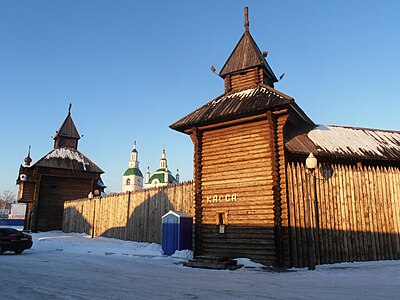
top-left (1, 1), bottom-right (399, 194)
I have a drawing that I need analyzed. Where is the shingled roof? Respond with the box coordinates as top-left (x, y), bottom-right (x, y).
top-left (219, 31), bottom-right (277, 84)
top-left (30, 107), bottom-right (104, 173)
top-left (170, 8), bottom-right (294, 133)
top-left (219, 7), bottom-right (277, 84)
top-left (54, 112), bottom-right (80, 140)
top-left (33, 148), bottom-right (104, 173)
top-left (286, 125), bottom-right (400, 161)
top-left (170, 85), bottom-right (296, 133)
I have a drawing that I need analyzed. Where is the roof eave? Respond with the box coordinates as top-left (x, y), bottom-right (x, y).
top-left (170, 103), bottom-right (294, 134)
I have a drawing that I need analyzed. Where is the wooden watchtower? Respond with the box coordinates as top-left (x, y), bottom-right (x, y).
top-left (171, 7), bottom-right (313, 265)
top-left (172, 7), bottom-right (400, 268)
top-left (17, 106), bottom-right (105, 232)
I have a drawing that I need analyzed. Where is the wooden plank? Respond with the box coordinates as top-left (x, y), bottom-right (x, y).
top-left (329, 164), bottom-right (338, 262)
top-left (317, 164), bottom-right (325, 264)
top-left (390, 167), bottom-right (399, 258)
top-left (365, 166), bottom-right (378, 260)
top-left (293, 163), bottom-right (304, 267)
top-left (357, 165), bottom-right (367, 261)
top-left (360, 165), bottom-right (371, 260)
top-left (318, 165), bottom-right (328, 264)
top-left (380, 167), bottom-right (393, 260)
top-left (371, 166), bottom-right (384, 260)
top-left (342, 165), bottom-right (352, 261)
top-left (349, 165), bottom-right (360, 261)
top-left (286, 163), bottom-right (298, 267)
top-left (324, 163), bottom-right (334, 264)
top-left (384, 168), bottom-right (395, 257)
top-left (347, 165), bottom-right (358, 261)
top-left (336, 164), bottom-right (346, 261)
top-left (392, 167), bottom-right (400, 258)
top-left (310, 166), bottom-right (320, 265)
top-left (298, 163), bottom-right (308, 268)
top-left (374, 167), bottom-right (385, 259)
top-left (388, 167), bottom-right (398, 258)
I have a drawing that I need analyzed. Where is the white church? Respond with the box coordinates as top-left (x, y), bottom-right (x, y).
top-left (122, 142), bottom-right (179, 192)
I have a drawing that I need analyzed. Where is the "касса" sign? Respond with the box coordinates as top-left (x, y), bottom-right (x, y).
top-left (205, 194), bottom-right (237, 203)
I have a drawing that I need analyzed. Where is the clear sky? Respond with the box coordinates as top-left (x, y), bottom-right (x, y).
top-left (1, 1), bottom-right (399, 194)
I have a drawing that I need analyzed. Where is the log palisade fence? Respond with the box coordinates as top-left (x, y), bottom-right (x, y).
top-left (63, 163), bottom-right (400, 267)
top-left (63, 182), bottom-right (194, 244)
top-left (286, 162), bottom-right (400, 268)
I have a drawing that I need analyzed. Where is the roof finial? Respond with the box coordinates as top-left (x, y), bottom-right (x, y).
top-left (244, 6), bottom-right (249, 32)
top-left (68, 103), bottom-right (72, 115)
top-left (24, 145), bottom-right (32, 166)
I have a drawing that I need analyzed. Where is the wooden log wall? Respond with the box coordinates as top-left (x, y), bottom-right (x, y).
top-left (37, 176), bottom-right (93, 231)
top-left (286, 162), bottom-right (400, 268)
top-left (271, 111), bottom-right (289, 266)
top-left (227, 69), bottom-right (259, 91)
top-left (63, 182), bottom-right (194, 244)
top-left (200, 119), bottom-right (277, 264)
top-left (224, 68), bottom-right (273, 92)
top-left (190, 128), bottom-right (203, 257)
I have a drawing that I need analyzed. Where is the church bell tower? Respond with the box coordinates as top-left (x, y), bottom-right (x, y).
top-left (122, 141), bottom-right (144, 192)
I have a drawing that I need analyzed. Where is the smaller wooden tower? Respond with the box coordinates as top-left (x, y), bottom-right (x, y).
top-left (17, 105), bottom-right (105, 231)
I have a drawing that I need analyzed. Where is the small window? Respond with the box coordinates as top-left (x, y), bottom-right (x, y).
top-left (217, 213), bottom-right (224, 225)
top-left (126, 178), bottom-right (130, 185)
top-left (217, 213), bottom-right (226, 234)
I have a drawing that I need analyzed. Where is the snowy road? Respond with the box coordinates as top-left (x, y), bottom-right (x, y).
top-left (1, 231), bottom-right (399, 299)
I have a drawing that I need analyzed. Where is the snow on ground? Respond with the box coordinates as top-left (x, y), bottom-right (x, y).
top-left (1, 230), bottom-right (400, 299)
top-left (33, 231), bottom-right (165, 258)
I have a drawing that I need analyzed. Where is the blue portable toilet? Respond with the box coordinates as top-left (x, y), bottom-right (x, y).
top-left (162, 210), bottom-right (193, 255)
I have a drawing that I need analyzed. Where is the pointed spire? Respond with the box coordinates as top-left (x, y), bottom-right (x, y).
top-left (244, 6), bottom-right (249, 33)
top-left (218, 7), bottom-right (278, 89)
top-left (24, 145), bottom-right (32, 167)
top-left (53, 105), bottom-right (81, 149)
top-left (160, 148), bottom-right (168, 170)
top-left (128, 141), bottom-right (139, 168)
top-left (145, 166), bottom-right (151, 184)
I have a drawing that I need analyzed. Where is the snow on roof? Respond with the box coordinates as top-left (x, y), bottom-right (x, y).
top-left (170, 85), bottom-right (294, 132)
top-left (211, 86), bottom-right (283, 107)
top-left (46, 148), bottom-right (89, 170)
top-left (33, 147), bottom-right (104, 173)
top-left (307, 125), bottom-right (400, 160)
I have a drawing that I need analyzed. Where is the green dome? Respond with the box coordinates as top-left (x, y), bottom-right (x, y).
top-left (149, 173), bottom-right (165, 183)
top-left (149, 169), bottom-right (176, 184)
top-left (123, 168), bottom-right (143, 177)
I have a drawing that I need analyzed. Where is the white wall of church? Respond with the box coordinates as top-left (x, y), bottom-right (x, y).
top-left (122, 175), bottom-right (143, 192)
